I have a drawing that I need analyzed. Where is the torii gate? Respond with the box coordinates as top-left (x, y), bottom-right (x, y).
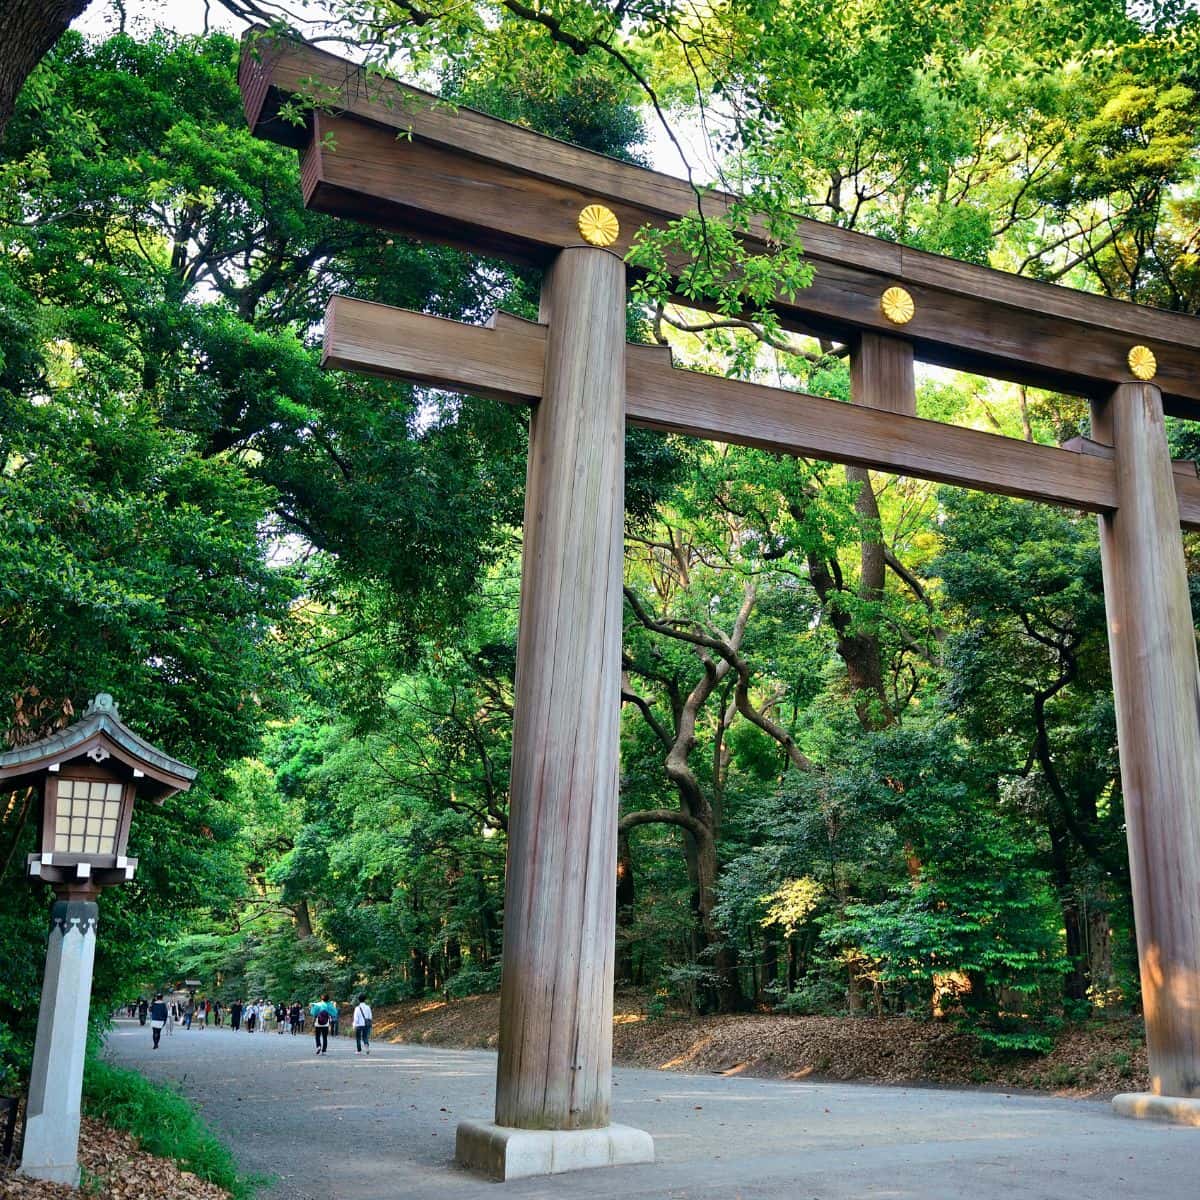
top-left (240, 32), bottom-right (1200, 1177)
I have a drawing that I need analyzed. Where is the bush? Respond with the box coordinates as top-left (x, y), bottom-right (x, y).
top-left (766, 975), bottom-right (847, 1016)
top-left (83, 1059), bottom-right (261, 1199)
top-left (442, 963), bottom-right (501, 999)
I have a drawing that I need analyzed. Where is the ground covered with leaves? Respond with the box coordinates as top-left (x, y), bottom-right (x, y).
top-left (371, 992), bottom-right (1149, 1098)
top-left (0, 1116), bottom-right (230, 1200)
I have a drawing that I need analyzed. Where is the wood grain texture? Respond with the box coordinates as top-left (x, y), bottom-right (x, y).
top-left (494, 248), bottom-right (626, 1130)
top-left (320, 297), bottom-right (1200, 522)
top-left (852, 333), bottom-right (916, 415)
top-left (243, 34), bottom-right (1200, 416)
top-left (322, 297), bottom-right (545, 402)
top-left (1091, 384), bottom-right (1200, 1099)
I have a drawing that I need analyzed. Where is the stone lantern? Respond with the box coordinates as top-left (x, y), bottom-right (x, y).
top-left (0, 694), bottom-right (195, 1186)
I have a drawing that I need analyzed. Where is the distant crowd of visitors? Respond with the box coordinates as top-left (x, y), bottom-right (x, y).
top-left (126, 993), bottom-right (374, 1054)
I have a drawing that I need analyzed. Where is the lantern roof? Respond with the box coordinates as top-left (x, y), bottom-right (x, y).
top-left (0, 694), bottom-right (196, 801)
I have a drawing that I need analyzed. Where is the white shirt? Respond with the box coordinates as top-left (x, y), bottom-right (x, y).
top-left (353, 1002), bottom-right (373, 1027)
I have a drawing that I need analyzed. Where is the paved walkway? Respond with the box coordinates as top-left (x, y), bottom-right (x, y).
top-left (105, 1021), bottom-right (1196, 1199)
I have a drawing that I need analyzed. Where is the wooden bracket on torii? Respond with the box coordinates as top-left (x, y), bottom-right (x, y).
top-left (239, 30), bottom-right (1200, 1161)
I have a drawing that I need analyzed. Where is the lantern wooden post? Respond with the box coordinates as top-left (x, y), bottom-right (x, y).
top-left (1092, 383), bottom-right (1200, 1123)
top-left (455, 244), bottom-right (653, 1178)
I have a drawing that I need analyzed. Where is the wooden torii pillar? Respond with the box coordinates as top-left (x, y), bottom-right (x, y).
top-left (239, 33), bottom-right (1200, 1169)
top-left (1093, 385), bottom-right (1200, 1117)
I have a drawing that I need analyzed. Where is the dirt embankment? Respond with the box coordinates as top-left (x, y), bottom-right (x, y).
top-left (370, 991), bottom-right (1149, 1098)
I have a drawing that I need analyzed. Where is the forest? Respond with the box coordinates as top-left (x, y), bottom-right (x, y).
top-left (1, 0), bottom-right (1199, 1086)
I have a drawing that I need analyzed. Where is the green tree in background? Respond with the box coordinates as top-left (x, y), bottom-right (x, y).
top-left (0, 1), bottom-right (1197, 1071)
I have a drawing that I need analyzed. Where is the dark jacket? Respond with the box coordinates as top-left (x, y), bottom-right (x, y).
top-left (150, 999), bottom-right (169, 1023)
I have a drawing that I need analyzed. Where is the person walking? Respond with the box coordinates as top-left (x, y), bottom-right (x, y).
top-left (289, 1001), bottom-right (301, 1035)
top-left (246, 1001), bottom-right (257, 1033)
top-left (149, 994), bottom-right (169, 1049)
top-left (137, 997), bottom-right (148, 1027)
top-left (353, 994), bottom-right (373, 1055)
top-left (276, 1001), bottom-right (287, 1034)
top-left (184, 999), bottom-right (194, 1030)
top-left (230, 999), bottom-right (242, 1032)
top-left (311, 994), bottom-right (334, 1055)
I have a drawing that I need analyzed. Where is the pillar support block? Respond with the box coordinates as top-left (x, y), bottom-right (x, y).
top-left (456, 1120), bottom-right (654, 1181)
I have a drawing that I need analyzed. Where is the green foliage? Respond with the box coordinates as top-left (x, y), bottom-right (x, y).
top-left (761, 878), bottom-right (825, 936)
top-left (3, 3), bottom-right (1196, 1073)
top-left (627, 198), bottom-right (815, 341)
top-left (83, 1059), bottom-right (262, 1199)
top-left (828, 726), bottom-right (1066, 1050)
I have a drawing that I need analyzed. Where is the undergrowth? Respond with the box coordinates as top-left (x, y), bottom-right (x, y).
top-left (83, 1059), bottom-right (262, 1199)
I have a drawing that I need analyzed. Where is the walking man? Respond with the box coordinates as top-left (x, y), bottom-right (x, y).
top-left (353, 994), bottom-right (373, 1055)
top-left (150, 994), bottom-right (169, 1049)
top-left (230, 999), bottom-right (242, 1031)
top-left (311, 994), bottom-right (335, 1055)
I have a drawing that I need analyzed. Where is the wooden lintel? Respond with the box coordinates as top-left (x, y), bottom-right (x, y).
top-left (321, 296), bottom-right (1200, 529)
top-left (243, 33), bottom-right (1200, 417)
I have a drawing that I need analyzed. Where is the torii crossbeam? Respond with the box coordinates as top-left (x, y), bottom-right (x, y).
top-left (240, 32), bottom-right (1200, 1173)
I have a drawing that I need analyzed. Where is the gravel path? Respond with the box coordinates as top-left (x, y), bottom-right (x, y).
top-left (104, 1020), bottom-right (1197, 1199)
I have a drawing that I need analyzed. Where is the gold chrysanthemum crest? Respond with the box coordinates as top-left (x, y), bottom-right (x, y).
top-left (881, 286), bottom-right (915, 325)
top-left (577, 204), bottom-right (620, 247)
top-left (1128, 345), bottom-right (1157, 381)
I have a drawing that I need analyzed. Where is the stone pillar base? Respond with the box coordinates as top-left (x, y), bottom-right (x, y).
top-left (19, 899), bottom-right (97, 1188)
top-left (455, 1119), bottom-right (654, 1180)
top-left (18, 1151), bottom-right (81, 1188)
top-left (1113, 1093), bottom-right (1200, 1126)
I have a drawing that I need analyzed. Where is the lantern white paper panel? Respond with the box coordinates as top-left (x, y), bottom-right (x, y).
top-left (54, 779), bottom-right (123, 854)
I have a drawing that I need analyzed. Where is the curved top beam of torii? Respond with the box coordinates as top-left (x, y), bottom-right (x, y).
top-left (238, 30), bottom-right (1200, 418)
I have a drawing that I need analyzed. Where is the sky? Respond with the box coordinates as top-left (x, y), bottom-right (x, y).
top-left (76, 0), bottom-right (244, 39)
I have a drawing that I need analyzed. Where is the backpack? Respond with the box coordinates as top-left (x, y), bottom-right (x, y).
top-left (315, 1007), bottom-right (331, 1028)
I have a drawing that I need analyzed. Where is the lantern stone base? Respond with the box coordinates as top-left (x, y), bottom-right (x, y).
top-left (1112, 1093), bottom-right (1200, 1126)
top-left (19, 901), bottom-right (97, 1190)
top-left (455, 1119), bottom-right (654, 1180)
top-left (16, 1150), bottom-right (81, 1188)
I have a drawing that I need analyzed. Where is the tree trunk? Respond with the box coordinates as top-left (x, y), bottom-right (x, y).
top-left (1048, 821), bottom-right (1089, 1004)
top-left (410, 946), bottom-right (428, 994)
top-left (847, 965), bottom-right (867, 1013)
top-left (615, 829), bottom-right (635, 984)
top-left (446, 936), bottom-right (462, 980)
top-left (293, 897), bottom-right (314, 940)
top-left (694, 822), bottom-right (744, 1013)
top-left (761, 926), bottom-right (779, 997)
top-left (0, 1), bottom-right (91, 139)
top-left (1088, 907), bottom-right (1115, 1007)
